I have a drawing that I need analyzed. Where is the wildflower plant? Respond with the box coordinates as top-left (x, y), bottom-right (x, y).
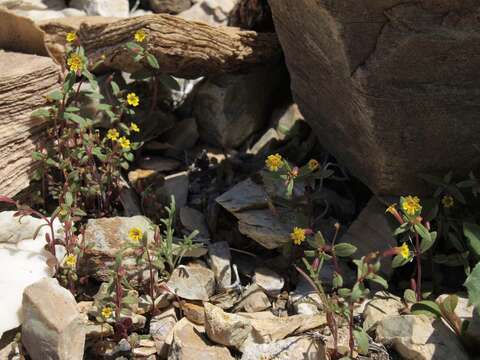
top-left (31, 32), bottom-right (142, 217)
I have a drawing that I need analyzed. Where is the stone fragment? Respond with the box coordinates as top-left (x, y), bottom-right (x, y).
top-left (22, 278), bottom-right (85, 360)
top-left (150, 307), bottom-right (177, 358)
top-left (69, 0), bottom-right (129, 17)
top-left (169, 318), bottom-right (234, 360)
top-left (138, 156), bottom-right (182, 173)
top-left (161, 117), bottom-right (199, 151)
top-left (14, 9), bottom-right (65, 21)
top-left (178, 0), bottom-right (237, 26)
top-left (181, 302), bottom-right (205, 325)
top-left (376, 315), bottom-right (469, 360)
top-left (339, 197), bottom-right (397, 279)
top-left (194, 67), bottom-right (283, 148)
top-left (0, 52), bottom-right (59, 197)
top-left (233, 284), bottom-right (271, 313)
top-left (241, 335), bottom-right (327, 360)
top-left (253, 267), bottom-right (284, 297)
top-left (216, 179), bottom-right (296, 249)
top-left (208, 241), bottom-right (231, 290)
top-left (166, 265), bottom-right (215, 301)
top-left (0, 212), bottom-right (63, 336)
top-left (204, 303), bottom-right (252, 349)
top-left (158, 171), bottom-right (189, 209)
top-left (363, 292), bottom-right (404, 332)
top-left (180, 207), bottom-right (210, 238)
top-left (149, 0), bottom-right (191, 14)
top-left (269, 0), bottom-right (480, 194)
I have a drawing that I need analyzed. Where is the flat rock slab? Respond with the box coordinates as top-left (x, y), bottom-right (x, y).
top-left (269, 0), bottom-right (480, 194)
top-left (0, 51), bottom-right (59, 197)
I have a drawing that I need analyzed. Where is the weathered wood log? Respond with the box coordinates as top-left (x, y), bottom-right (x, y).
top-left (0, 52), bottom-right (60, 197)
top-left (77, 14), bottom-right (281, 78)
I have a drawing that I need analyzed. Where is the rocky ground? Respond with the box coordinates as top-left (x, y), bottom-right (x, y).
top-left (0, 1), bottom-right (480, 360)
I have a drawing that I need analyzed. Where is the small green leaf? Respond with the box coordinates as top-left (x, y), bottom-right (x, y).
top-left (464, 263), bottom-right (480, 313)
top-left (63, 112), bottom-right (87, 127)
top-left (420, 231), bottom-right (436, 253)
top-left (441, 294), bottom-right (458, 315)
top-left (368, 275), bottom-right (388, 289)
top-left (47, 90), bottom-right (63, 101)
top-left (411, 300), bottom-right (441, 318)
top-left (111, 81), bottom-right (120, 95)
top-left (392, 254), bottom-right (409, 268)
top-left (463, 222), bottom-right (480, 258)
top-left (332, 272), bottom-right (343, 289)
top-left (353, 329), bottom-right (369, 355)
top-left (64, 192), bottom-right (73, 207)
top-left (314, 231), bottom-right (326, 246)
top-left (146, 53), bottom-right (159, 69)
top-left (63, 72), bottom-right (76, 93)
top-left (334, 243), bottom-right (357, 257)
top-left (31, 108), bottom-right (50, 119)
top-left (404, 289), bottom-right (417, 303)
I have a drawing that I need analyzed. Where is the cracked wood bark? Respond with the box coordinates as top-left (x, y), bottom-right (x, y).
top-left (0, 52), bottom-right (60, 197)
top-left (269, 0), bottom-right (480, 195)
top-left (77, 14), bottom-right (281, 78)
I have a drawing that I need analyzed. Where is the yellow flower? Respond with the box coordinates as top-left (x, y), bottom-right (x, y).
top-left (265, 154), bottom-right (284, 172)
top-left (101, 306), bottom-right (113, 319)
top-left (129, 227), bottom-right (143, 242)
top-left (130, 122), bottom-right (140, 133)
top-left (118, 136), bottom-right (131, 150)
top-left (127, 92), bottom-right (140, 107)
top-left (134, 29), bottom-right (146, 43)
top-left (291, 227), bottom-right (306, 245)
top-left (65, 254), bottom-right (76, 268)
top-left (398, 242), bottom-right (410, 259)
top-left (308, 159), bottom-right (319, 171)
top-left (442, 195), bottom-right (454, 208)
top-left (66, 32), bottom-right (77, 43)
top-left (385, 203), bottom-right (397, 215)
top-left (67, 53), bottom-right (84, 73)
top-left (402, 195), bottom-right (422, 216)
top-left (107, 128), bottom-right (119, 141)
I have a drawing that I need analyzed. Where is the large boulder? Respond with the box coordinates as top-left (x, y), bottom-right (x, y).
top-left (268, 0), bottom-right (480, 195)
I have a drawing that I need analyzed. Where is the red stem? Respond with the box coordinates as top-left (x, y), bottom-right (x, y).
top-left (415, 232), bottom-right (422, 301)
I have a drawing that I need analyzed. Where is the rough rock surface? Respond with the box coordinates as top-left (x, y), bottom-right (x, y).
top-left (363, 291), bottom-right (404, 332)
top-left (179, 0), bottom-right (237, 26)
top-left (150, 0), bottom-right (191, 14)
top-left (166, 264), bottom-right (215, 301)
top-left (22, 278), bottom-right (86, 360)
top-left (269, 0), bottom-right (480, 194)
top-left (375, 315), bottom-right (469, 360)
top-left (69, 0), bottom-right (129, 17)
top-left (0, 52), bottom-right (59, 197)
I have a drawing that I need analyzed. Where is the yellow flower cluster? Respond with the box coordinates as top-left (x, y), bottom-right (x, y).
top-left (67, 53), bottom-right (84, 73)
top-left (265, 154), bottom-right (284, 172)
top-left (402, 195), bottom-right (421, 216)
top-left (130, 122), bottom-right (140, 133)
top-left (118, 136), bottom-right (131, 150)
top-left (291, 227), bottom-right (306, 245)
top-left (442, 195), bottom-right (454, 208)
top-left (107, 128), bottom-right (119, 141)
top-left (134, 30), bottom-right (146, 43)
top-left (127, 92), bottom-right (140, 107)
top-left (129, 227), bottom-right (143, 242)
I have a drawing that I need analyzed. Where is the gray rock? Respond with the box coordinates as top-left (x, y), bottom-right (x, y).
top-left (150, 307), bottom-right (177, 358)
top-left (158, 171), bottom-right (189, 209)
top-left (14, 9), bottom-right (65, 21)
top-left (376, 315), bottom-right (469, 360)
top-left (169, 318), bottom-right (234, 360)
top-left (180, 207), bottom-right (210, 238)
top-left (216, 179), bottom-right (296, 249)
top-left (233, 284), bottom-right (271, 313)
top-left (161, 118), bottom-right (199, 151)
top-left (339, 197), bottom-right (397, 279)
top-left (241, 336), bottom-right (327, 360)
top-left (166, 265), bottom-right (215, 301)
top-left (194, 67), bottom-right (282, 148)
top-left (3, 0), bottom-right (65, 10)
top-left (178, 0), bottom-right (237, 25)
top-left (138, 156), bottom-right (182, 173)
top-left (149, 0), bottom-right (191, 14)
top-left (69, 0), bottom-right (129, 17)
top-left (253, 267), bottom-right (284, 297)
top-left (208, 241), bottom-right (231, 290)
top-left (363, 291), bottom-right (404, 332)
top-left (22, 278), bottom-right (85, 360)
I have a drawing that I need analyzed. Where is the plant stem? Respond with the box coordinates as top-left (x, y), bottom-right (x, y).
top-left (415, 232), bottom-right (422, 301)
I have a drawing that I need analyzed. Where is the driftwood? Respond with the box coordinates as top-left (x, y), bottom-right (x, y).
top-left (77, 14), bottom-right (281, 78)
top-left (0, 51), bottom-right (60, 197)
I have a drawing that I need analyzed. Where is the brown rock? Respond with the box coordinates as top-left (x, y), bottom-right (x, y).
top-left (150, 307), bottom-right (177, 358)
top-left (269, 0), bottom-right (480, 194)
top-left (150, 0), bottom-right (192, 14)
top-left (0, 51), bottom-right (59, 197)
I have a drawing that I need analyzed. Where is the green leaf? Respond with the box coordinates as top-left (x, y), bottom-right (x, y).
top-left (441, 294), bottom-right (458, 315)
top-left (32, 151), bottom-right (44, 161)
top-left (63, 72), bottom-right (76, 93)
top-left (411, 300), bottom-right (441, 318)
top-left (121, 295), bottom-right (138, 305)
top-left (97, 103), bottom-right (112, 111)
top-left (353, 329), bottom-right (369, 355)
top-left (420, 231), bottom-right (436, 253)
top-left (47, 90), bottom-right (63, 101)
top-left (64, 192), bottom-right (73, 207)
top-left (65, 106), bottom-right (80, 112)
top-left (333, 243), bottom-right (357, 257)
top-left (332, 272), bottom-right (343, 288)
top-left (392, 254), bottom-right (409, 268)
top-left (92, 147), bottom-right (107, 161)
top-left (146, 53), bottom-right (159, 69)
top-left (463, 222), bottom-right (480, 258)
top-left (111, 81), bottom-right (120, 95)
top-left (125, 42), bottom-right (143, 52)
top-left (404, 289), bottom-right (417, 303)
top-left (464, 263), bottom-right (480, 313)
top-left (314, 231), bottom-right (326, 246)
top-left (368, 275), bottom-right (388, 289)
top-left (63, 112), bottom-right (87, 127)
top-left (393, 222), bottom-right (410, 236)
top-left (123, 152), bottom-right (134, 162)
top-left (31, 107), bottom-right (50, 119)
